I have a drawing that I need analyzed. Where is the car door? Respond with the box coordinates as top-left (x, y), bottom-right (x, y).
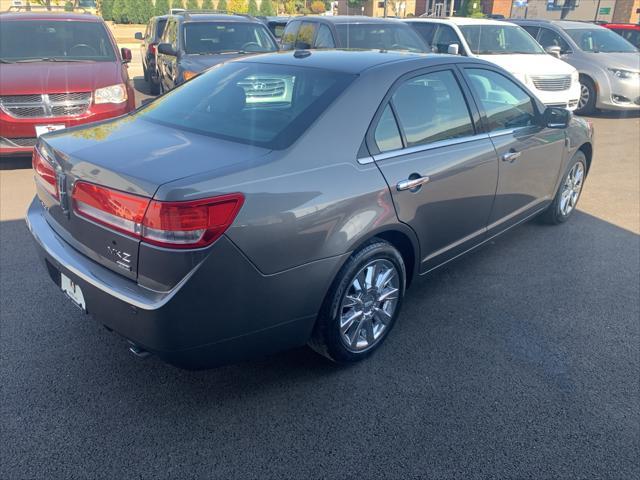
top-left (157, 19), bottom-right (174, 90)
top-left (461, 67), bottom-right (566, 233)
top-left (368, 67), bottom-right (499, 273)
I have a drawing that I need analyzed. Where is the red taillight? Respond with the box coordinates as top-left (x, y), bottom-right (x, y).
top-left (149, 44), bottom-right (157, 55)
top-left (142, 194), bottom-right (244, 248)
top-left (72, 181), bottom-right (244, 249)
top-left (32, 148), bottom-right (58, 199)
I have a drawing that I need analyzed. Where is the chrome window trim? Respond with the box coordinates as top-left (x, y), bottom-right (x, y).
top-left (371, 133), bottom-right (490, 162)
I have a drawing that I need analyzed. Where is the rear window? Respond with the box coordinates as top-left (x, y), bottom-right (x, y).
top-left (335, 24), bottom-right (427, 52)
top-left (139, 63), bottom-right (355, 150)
top-left (183, 22), bottom-right (278, 54)
top-left (0, 20), bottom-right (116, 62)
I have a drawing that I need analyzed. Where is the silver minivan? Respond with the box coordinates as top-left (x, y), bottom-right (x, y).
top-left (512, 19), bottom-right (640, 115)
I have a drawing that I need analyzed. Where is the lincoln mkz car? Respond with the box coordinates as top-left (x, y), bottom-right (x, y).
top-left (27, 51), bottom-right (594, 369)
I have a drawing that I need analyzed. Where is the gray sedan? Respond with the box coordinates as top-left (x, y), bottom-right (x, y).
top-left (512, 19), bottom-right (640, 115)
top-left (27, 51), bottom-right (594, 369)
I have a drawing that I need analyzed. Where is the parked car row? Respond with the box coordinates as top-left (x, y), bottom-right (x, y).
top-left (138, 13), bottom-right (638, 118)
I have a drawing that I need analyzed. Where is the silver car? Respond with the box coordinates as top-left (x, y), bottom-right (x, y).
top-left (27, 51), bottom-right (594, 369)
top-left (511, 19), bottom-right (640, 115)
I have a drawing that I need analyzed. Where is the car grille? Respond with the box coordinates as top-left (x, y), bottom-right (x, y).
top-left (238, 78), bottom-right (286, 99)
top-left (530, 75), bottom-right (572, 92)
top-left (0, 92), bottom-right (91, 118)
top-left (0, 137), bottom-right (38, 148)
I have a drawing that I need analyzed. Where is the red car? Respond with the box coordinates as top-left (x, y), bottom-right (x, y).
top-left (0, 12), bottom-right (136, 157)
top-left (600, 23), bottom-right (640, 48)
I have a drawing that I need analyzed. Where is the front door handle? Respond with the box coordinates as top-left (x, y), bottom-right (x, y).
top-left (501, 150), bottom-right (522, 163)
top-left (397, 176), bottom-right (430, 191)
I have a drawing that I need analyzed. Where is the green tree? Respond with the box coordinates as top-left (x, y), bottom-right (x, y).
top-left (186, 0), bottom-right (199, 9)
top-left (346, 0), bottom-right (365, 13)
top-left (155, 0), bottom-right (170, 15)
top-left (228, 0), bottom-right (246, 12)
top-left (283, 0), bottom-right (296, 14)
top-left (310, 0), bottom-right (324, 13)
top-left (100, 0), bottom-right (114, 19)
top-left (458, 0), bottom-right (483, 17)
top-left (173, 0), bottom-right (186, 10)
top-left (201, 0), bottom-right (214, 8)
top-left (247, 0), bottom-right (258, 15)
top-left (217, 0), bottom-right (227, 9)
top-left (112, 0), bottom-right (128, 23)
top-left (259, 0), bottom-right (274, 15)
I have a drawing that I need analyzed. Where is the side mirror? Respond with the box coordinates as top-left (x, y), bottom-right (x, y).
top-left (134, 32), bottom-right (144, 41)
top-left (545, 46), bottom-right (561, 58)
top-left (447, 43), bottom-right (459, 55)
top-left (157, 43), bottom-right (177, 56)
top-left (120, 47), bottom-right (132, 63)
top-left (544, 106), bottom-right (572, 129)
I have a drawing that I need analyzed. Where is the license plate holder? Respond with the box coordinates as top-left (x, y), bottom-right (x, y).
top-left (35, 124), bottom-right (65, 137)
top-left (60, 272), bottom-right (86, 312)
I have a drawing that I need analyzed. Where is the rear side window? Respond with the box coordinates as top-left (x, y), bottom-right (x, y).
top-left (391, 70), bottom-right (475, 148)
top-left (281, 21), bottom-right (301, 50)
top-left (183, 22), bottom-right (277, 54)
top-left (139, 63), bottom-right (356, 150)
top-left (465, 68), bottom-right (536, 132)
top-left (335, 24), bottom-right (426, 52)
top-left (315, 24), bottom-right (335, 48)
top-left (374, 105), bottom-right (403, 153)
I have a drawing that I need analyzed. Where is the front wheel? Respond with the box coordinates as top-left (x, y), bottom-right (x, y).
top-left (539, 151), bottom-right (587, 225)
top-left (576, 77), bottom-right (597, 115)
top-left (309, 239), bottom-right (406, 363)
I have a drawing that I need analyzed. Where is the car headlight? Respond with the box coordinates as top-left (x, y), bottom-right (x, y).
top-left (608, 68), bottom-right (639, 80)
top-left (94, 84), bottom-right (127, 104)
top-left (182, 70), bottom-right (198, 81)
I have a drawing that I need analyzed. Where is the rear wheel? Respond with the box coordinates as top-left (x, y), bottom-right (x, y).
top-left (149, 77), bottom-right (160, 95)
top-left (539, 151), bottom-right (587, 225)
top-left (309, 239), bottom-right (406, 363)
top-left (576, 76), bottom-right (597, 115)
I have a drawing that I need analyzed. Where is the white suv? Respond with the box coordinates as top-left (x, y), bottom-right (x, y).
top-left (405, 17), bottom-right (581, 110)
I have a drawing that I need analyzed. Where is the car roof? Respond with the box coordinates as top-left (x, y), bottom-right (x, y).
top-left (235, 49), bottom-right (483, 74)
top-left (0, 12), bottom-right (103, 22)
top-left (510, 19), bottom-right (598, 30)
top-left (172, 13), bottom-right (261, 23)
top-left (406, 16), bottom-right (516, 27)
top-left (300, 15), bottom-right (407, 25)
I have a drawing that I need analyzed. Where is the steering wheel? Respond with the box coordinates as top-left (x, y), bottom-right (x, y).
top-left (69, 44), bottom-right (98, 56)
top-left (240, 42), bottom-right (262, 52)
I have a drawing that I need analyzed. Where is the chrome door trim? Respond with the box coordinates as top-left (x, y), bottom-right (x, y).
top-left (369, 133), bottom-right (491, 163)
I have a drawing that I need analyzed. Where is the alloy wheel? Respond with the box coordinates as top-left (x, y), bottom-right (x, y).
top-left (339, 259), bottom-right (400, 352)
top-left (560, 161), bottom-right (585, 216)
top-left (578, 83), bottom-right (590, 111)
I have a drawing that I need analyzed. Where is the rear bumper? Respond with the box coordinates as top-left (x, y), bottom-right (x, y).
top-left (26, 197), bottom-right (342, 369)
top-left (0, 100), bottom-right (134, 156)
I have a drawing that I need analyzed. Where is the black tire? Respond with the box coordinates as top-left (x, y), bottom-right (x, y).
top-left (576, 76), bottom-right (597, 116)
top-left (143, 65), bottom-right (149, 82)
top-left (309, 239), bottom-right (406, 363)
top-left (539, 151), bottom-right (587, 225)
top-left (149, 78), bottom-right (160, 95)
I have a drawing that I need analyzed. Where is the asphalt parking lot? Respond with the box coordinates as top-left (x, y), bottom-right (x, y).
top-left (1, 74), bottom-right (639, 478)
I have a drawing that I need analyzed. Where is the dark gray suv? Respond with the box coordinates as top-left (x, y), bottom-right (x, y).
top-left (27, 51), bottom-right (593, 369)
top-left (156, 12), bottom-right (278, 93)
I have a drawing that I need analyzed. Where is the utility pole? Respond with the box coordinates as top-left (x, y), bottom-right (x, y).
top-left (449, 0), bottom-right (454, 17)
top-left (384, 0), bottom-right (388, 17)
top-left (594, 0), bottom-right (602, 21)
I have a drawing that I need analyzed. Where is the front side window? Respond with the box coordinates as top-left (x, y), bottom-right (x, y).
top-left (374, 105), bottom-right (403, 153)
top-left (183, 22), bottom-right (278, 54)
top-left (466, 68), bottom-right (536, 132)
top-left (139, 63), bottom-right (355, 150)
top-left (565, 27), bottom-right (638, 53)
top-left (0, 20), bottom-right (116, 62)
top-left (155, 19), bottom-right (168, 40)
top-left (460, 25), bottom-right (545, 55)
top-left (281, 21), bottom-right (301, 49)
top-left (335, 24), bottom-right (427, 52)
top-left (537, 28), bottom-right (571, 54)
top-left (315, 24), bottom-right (335, 48)
top-left (391, 70), bottom-right (475, 148)
top-left (407, 22), bottom-right (436, 48)
top-left (432, 25), bottom-right (460, 53)
top-left (296, 22), bottom-right (317, 49)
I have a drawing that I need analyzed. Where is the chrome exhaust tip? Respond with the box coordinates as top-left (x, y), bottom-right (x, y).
top-left (128, 342), bottom-right (151, 359)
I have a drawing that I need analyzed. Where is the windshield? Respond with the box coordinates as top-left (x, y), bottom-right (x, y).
top-left (566, 28), bottom-right (638, 53)
top-left (335, 24), bottom-right (428, 52)
top-left (460, 25), bottom-right (545, 54)
top-left (183, 22), bottom-right (278, 54)
top-left (139, 63), bottom-right (355, 149)
top-left (0, 20), bottom-right (115, 62)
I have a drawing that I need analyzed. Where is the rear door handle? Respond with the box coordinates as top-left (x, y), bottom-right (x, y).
top-left (501, 150), bottom-right (522, 163)
top-left (396, 176), bottom-right (430, 191)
